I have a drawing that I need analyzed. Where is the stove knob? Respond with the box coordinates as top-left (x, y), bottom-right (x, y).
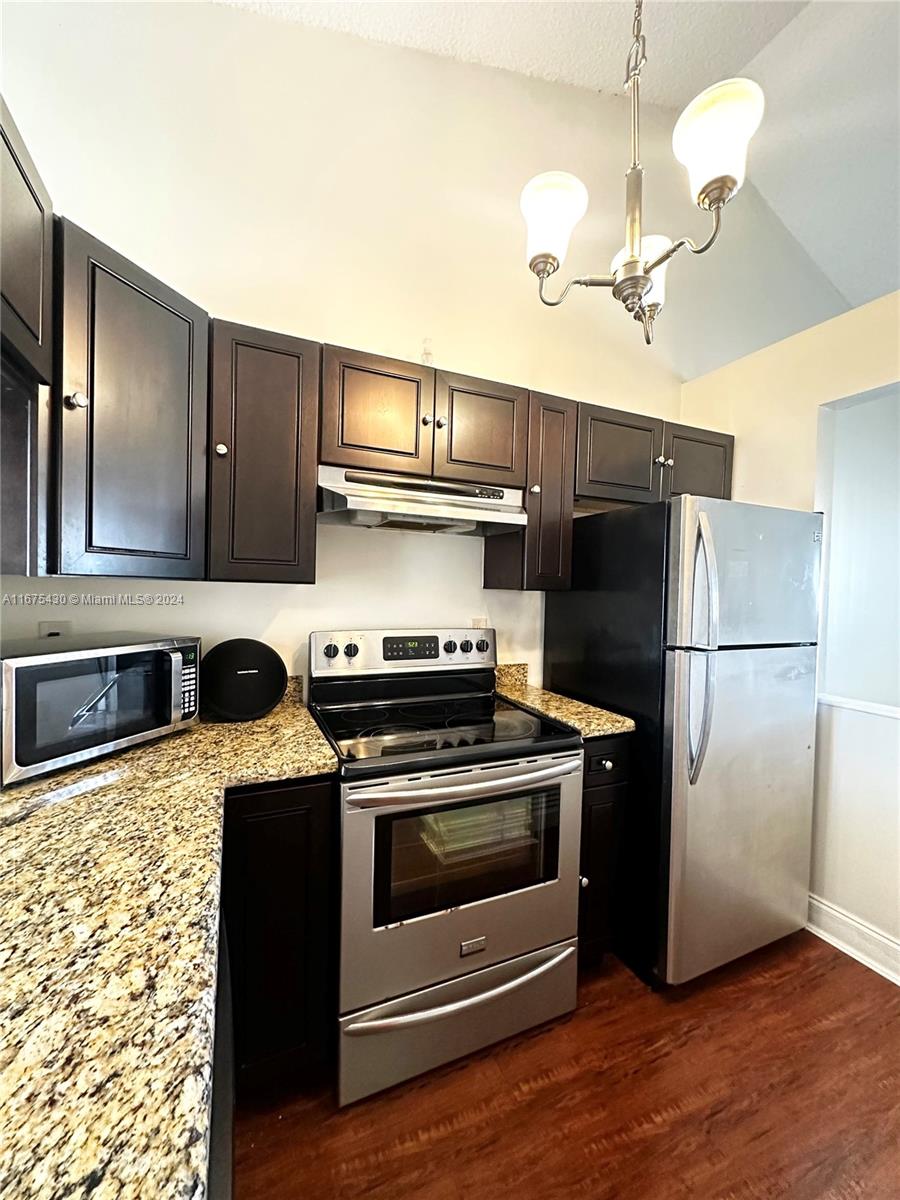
top-left (323, 643), bottom-right (339, 659)
top-left (459, 639), bottom-right (473, 653)
top-left (344, 643), bottom-right (359, 658)
top-left (443, 640), bottom-right (458, 654)
top-left (476, 638), bottom-right (490, 653)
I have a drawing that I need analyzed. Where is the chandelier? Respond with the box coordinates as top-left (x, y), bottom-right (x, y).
top-left (520, 0), bottom-right (764, 344)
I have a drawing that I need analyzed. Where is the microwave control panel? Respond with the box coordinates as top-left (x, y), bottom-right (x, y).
top-left (180, 647), bottom-right (198, 718)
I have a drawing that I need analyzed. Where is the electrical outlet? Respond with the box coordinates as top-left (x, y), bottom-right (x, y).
top-left (39, 620), bottom-right (72, 638)
top-left (471, 616), bottom-right (488, 629)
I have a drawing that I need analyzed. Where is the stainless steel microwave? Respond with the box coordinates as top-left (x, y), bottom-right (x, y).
top-left (0, 633), bottom-right (200, 787)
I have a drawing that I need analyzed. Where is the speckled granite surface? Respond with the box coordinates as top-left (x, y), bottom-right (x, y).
top-left (0, 678), bottom-right (335, 1200)
top-left (497, 663), bottom-right (634, 738)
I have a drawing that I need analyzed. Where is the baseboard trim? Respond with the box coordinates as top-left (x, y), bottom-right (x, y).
top-left (807, 894), bottom-right (900, 986)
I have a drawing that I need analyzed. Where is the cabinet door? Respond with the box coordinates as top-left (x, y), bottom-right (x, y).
top-left (209, 321), bottom-right (319, 583)
top-left (223, 779), bottom-right (336, 1095)
top-left (579, 782), bottom-right (626, 963)
top-left (1, 98), bottom-right (53, 383)
top-left (433, 371), bottom-right (528, 488)
top-left (57, 220), bottom-right (207, 577)
top-left (576, 403), bottom-right (664, 503)
top-left (524, 391), bottom-right (577, 590)
top-left (661, 421), bottom-right (734, 500)
top-left (320, 344), bottom-right (435, 476)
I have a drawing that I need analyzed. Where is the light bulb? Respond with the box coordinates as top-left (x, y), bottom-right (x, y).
top-left (611, 235), bottom-right (674, 309)
top-left (520, 171), bottom-right (589, 272)
top-left (672, 78), bottom-right (764, 208)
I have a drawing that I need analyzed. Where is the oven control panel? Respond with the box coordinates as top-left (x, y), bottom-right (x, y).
top-left (310, 628), bottom-right (496, 675)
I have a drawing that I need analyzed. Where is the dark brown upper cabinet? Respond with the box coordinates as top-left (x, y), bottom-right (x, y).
top-left (208, 321), bottom-right (319, 583)
top-left (660, 421), bottom-right (734, 501)
top-left (320, 345), bottom-right (435, 477)
top-left (576, 403), bottom-right (664, 504)
top-left (1, 98), bottom-right (54, 384)
top-left (483, 391), bottom-right (576, 591)
top-left (433, 371), bottom-right (528, 489)
top-left (56, 219), bottom-right (208, 577)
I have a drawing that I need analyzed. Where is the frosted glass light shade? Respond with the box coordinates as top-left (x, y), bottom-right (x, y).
top-left (611, 234), bottom-right (674, 308)
top-left (520, 172), bottom-right (589, 268)
top-left (672, 78), bottom-right (764, 206)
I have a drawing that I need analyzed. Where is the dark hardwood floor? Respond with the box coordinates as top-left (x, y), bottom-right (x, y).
top-left (234, 933), bottom-right (900, 1200)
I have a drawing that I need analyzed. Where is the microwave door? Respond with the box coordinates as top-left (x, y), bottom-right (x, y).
top-left (68, 673), bottom-right (121, 731)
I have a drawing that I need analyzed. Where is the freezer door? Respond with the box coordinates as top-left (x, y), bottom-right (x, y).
top-left (667, 496), bottom-right (822, 648)
top-left (662, 645), bottom-right (817, 985)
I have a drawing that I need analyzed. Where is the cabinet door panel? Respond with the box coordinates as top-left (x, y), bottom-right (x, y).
top-left (209, 322), bottom-right (319, 582)
top-left (662, 421), bottom-right (734, 500)
top-left (525, 391), bottom-right (576, 590)
top-left (320, 345), bottom-right (434, 475)
top-left (1, 99), bottom-right (53, 383)
top-left (579, 781), bottom-right (627, 962)
top-left (57, 220), bottom-right (207, 577)
top-left (576, 403), bottom-right (663, 503)
top-left (433, 371), bottom-right (528, 487)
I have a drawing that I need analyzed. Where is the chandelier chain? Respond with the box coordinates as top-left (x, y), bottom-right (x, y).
top-left (625, 0), bottom-right (647, 86)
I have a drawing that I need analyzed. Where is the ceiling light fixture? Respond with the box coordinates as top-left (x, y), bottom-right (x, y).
top-left (520, 0), bottom-right (764, 344)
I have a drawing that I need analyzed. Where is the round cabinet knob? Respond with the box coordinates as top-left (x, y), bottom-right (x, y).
top-left (215, 443), bottom-right (229, 457)
top-left (459, 639), bottom-right (473, 653)
top-left (422, 413), bottom-right (433, 426)
top-left (602, 759), bottom-right (614, 772)
top-left (443, 640), bottom-right (458, 653)
top-left (435, 416), bottom-right (447, 428)
top-left (476, 639), bottom-right (490, 653)
top-left (580, 876), bottom-right (590, 889)
top-left (323, 643), bottom-right (339, 659)
top-left (666, 458), bottom-right (675, 467)
top-left (65, 391), bottom-right (89, 410)
top-left (344, 643), bottom-right (360, 658)
top-left (529, 484), bottom-right (541, 495)
top-left (655, 455), bottom-right (667, 465)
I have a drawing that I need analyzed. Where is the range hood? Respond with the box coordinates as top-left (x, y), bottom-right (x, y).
top-left (318, 466), bottom-right (528, 535)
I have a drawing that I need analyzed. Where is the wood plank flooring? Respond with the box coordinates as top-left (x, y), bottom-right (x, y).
top-left (234, 933), bottom-right (900, 1200)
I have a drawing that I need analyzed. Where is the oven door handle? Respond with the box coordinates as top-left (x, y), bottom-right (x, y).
top-left (344, 944), bottom-right (576, 1036)
top-left (346, 758), bottom-right (581, 809)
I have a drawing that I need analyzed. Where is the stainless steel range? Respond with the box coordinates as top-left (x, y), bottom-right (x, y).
top-left (308, 628), bottom-right (584, 1106)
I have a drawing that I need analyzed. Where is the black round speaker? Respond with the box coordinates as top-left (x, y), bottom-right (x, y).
top-left (200, 638), bottom-right (287, 722)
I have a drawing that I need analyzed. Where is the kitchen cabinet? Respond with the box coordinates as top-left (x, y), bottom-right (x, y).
top-left (576, 403), bottom-right (664, 504)
top-left (1, 98), bottom-right (54, 384)
top-left (208, 321), bottom-right (319, 583)
top-left (576, 403), bottom-right (733, 505)
top-left (483, 391), bottom-right (577, 591)
top-left (56, 219), bottom-right (208, 577)
top-left (320, 344), bottom-right (435, 476)
top-left (579, 734), bottom-right (631, 965)
top-left (222, 777), bottom-right (337, 1095)
top-left (433, 370), bottom-right (528, 488)
top-left (1, 359), bottom-right (51, 576)
top-left (659, 421), bottom-right (733, 501)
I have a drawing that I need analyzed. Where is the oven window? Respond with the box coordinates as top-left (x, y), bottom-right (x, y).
top-left (373, 786), bottom-right (561, 926)
top-left (14, 651), bottom-right (173, 766)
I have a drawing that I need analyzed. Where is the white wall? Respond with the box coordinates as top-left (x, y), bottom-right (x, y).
top-left (0, 525), bottom-right (544, 685)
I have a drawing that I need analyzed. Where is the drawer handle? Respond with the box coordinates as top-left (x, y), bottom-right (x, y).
top-left (601, 759), bottom-right (614, 771)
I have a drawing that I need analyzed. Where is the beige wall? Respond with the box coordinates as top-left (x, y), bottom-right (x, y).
top-left (680, 291), bottom-right (900, 511)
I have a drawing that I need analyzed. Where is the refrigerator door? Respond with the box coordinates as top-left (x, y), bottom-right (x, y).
top-left (667, 496), bottom-right (822, 649)
top-left (662, 645), bottom-right (817, 985)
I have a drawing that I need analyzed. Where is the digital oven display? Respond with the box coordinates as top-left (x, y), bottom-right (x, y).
top-left (382, 636), bottom-right (440, 661)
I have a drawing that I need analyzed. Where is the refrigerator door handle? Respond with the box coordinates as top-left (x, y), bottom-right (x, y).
top-left (688, 651), bottom-right (717, 786)
top-left (696, 510), bottom-right (721, 650)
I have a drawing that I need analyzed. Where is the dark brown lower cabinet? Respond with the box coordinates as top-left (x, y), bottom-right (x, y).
top-left (483, 391), bottom-right (577, 590)
top-left (222, 777), bottom-right (337, 1096)
top-left (660, 421), bottom-right (734, 500)
top-left (578, 735), bottom-right (631, 965)
top-left (208, 321), bottom-right (319, 583)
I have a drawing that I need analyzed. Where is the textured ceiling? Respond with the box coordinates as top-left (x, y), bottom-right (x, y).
top-left (222, 0), bottom-right (808, 108)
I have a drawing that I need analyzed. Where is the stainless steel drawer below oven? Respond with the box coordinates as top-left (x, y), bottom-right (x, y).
top-left (338, 938), bottom-right (577, 1106)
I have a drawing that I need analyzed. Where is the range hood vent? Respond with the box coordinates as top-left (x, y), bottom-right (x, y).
top-left (318, 466), bottom-right (527, 536)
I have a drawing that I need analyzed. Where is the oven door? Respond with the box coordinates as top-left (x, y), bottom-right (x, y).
top-left (340, 751), bottom-right (583, 1013)
top-left (2, 645), bottom-right (182, 784)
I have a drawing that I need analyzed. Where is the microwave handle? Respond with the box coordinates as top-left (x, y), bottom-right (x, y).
top-left (346, 758), bottom-right (581, 809)
top-left (170, 650), bottom-right (183, 722)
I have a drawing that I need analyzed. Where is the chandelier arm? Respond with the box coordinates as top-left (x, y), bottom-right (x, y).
top-left (643, 207), bottom-right (723, 274)
top-left (538, 274), bottom-right (615, 307)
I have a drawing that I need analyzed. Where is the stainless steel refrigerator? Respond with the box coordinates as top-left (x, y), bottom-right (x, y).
top-left (544, 495), bottom-right (822, 985)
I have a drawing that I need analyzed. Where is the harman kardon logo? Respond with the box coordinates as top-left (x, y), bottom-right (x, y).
top-left (236, 669), bottom-right (259, 675)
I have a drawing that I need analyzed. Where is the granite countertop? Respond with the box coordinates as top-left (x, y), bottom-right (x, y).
top-left (496, 664), bottom-right (635, 738)
top-left (0, 678), bottom-right (335, 1200)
